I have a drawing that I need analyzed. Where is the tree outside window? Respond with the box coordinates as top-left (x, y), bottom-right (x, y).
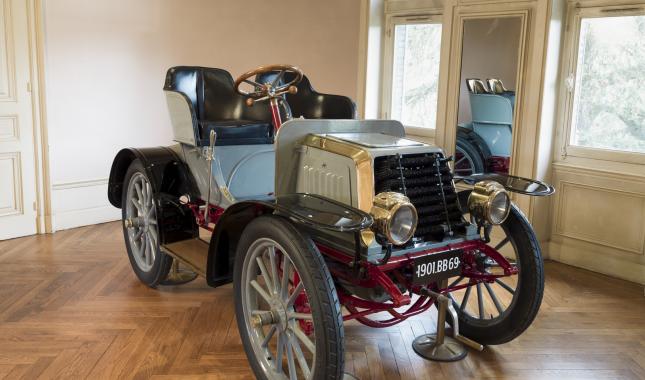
top-left (390, 23), bottom-right (442, 130)
top-left (570, 15), bottom-right (645, 154)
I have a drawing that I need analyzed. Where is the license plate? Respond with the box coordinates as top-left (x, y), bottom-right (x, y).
top-left (412, 250), bottom-right (463, 285)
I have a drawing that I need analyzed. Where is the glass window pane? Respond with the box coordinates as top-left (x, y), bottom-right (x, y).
top-left (570, 15), bottom-right (645, 154)
top-left (391, 23), bottom-right (442, 129)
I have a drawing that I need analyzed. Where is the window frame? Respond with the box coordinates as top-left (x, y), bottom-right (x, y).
top-left (559, 4), bottom-right (645, 165)
top-left (381, 13), bottom-right (443, 138)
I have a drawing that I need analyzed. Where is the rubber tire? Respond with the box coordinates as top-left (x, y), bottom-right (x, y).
top-left (455, 135), bottom-right (486, 175)
top-left (234, 215), bottom-right (345, 380)
top-left (457, 127), bottom-right (491, 159)
top-left (448, 190), bottom-right (545, 345)
top-left (121, 159), bottom-right (172, 287)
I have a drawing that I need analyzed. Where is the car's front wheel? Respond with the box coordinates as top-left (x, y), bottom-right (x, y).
top-left (446, 190), bottom-right (545, 345)
top-left (121, 159), bottom-right (172, 287)
top-left (234, 215), bottom-right (344, 380)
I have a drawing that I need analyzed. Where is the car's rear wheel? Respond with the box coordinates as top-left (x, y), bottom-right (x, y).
top-left (445, 190), bottom-right (544, 345)
top-left (455, 137), bottom-right (486, 176)
top-left (121, 160), bottom-right (172, 287)
top-left (234, 215), bottom-right (344, 380)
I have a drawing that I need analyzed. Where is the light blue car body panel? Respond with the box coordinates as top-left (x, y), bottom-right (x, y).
top-left (183, 120), bottom-right (408, 210)
top-left (467, 92), bottom-right (515, 157)
top-left (215, 145), bottom-right (275, 200)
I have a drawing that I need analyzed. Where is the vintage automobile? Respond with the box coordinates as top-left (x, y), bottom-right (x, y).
top-left (456, 78), bottom-right (515, 175)
top-left (108, 64), bottom-right (554, 379)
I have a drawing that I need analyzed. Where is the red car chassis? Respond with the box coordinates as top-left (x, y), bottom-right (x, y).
top-left (318, 240), bottom-right (518, 328)
top-left (190, 199), bottom-right (518, 330)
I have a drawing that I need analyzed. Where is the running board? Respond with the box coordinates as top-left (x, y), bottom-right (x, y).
top-left (162, 238), bottom-right (209, 277)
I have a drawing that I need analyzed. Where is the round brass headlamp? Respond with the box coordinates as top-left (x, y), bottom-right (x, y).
top-left (467, 181), bottom-right (511, 225)
top-left (370, 192), bottom-right (418, 245)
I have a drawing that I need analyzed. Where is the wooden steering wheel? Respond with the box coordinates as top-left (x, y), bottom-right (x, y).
top-left (234, 64), bottom-right (303, 106)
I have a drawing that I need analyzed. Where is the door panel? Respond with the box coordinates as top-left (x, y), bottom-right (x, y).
top-left (0, 152), bottom-right (21, 216)
top-left (0, 0), bottom-right (37, 240)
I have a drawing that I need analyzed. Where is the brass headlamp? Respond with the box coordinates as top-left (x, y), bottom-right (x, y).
top-left (370, 192), bottom-right (418, 245)
top-left (467, 181), bottom-right (511, 225)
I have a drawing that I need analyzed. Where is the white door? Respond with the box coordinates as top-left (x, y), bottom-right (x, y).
top-left (0, 0), bottom-right (38, 240)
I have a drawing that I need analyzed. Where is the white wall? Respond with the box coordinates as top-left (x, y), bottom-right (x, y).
top-left (43, 0), bottom-right (362, 230)
top-left (457, 17), bottom-right (521, 124)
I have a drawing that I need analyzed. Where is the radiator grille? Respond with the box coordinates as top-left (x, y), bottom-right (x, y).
top-left (373, 153), bottom-right (465, 241)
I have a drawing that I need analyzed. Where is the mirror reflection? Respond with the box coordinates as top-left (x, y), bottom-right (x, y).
top-left (455, 17), bottom-right (522, 176)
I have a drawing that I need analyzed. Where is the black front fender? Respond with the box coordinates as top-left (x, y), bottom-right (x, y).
top-left (206, 194), bottom-right (372, 287)
top-left (455, 173), bottom-right (555, 196)
top-left (108, 147), bottom-right (200, 207)
top-left (108, 146), bottom-right (200, 244)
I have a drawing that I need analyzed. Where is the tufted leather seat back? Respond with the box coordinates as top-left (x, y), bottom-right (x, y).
top-left (256, 71), bottom-right (357, 119)
top-left (165, 67), bottom-right (274, 146)
top-left (200, 68), bottom-right (274, 122)
top-left (164, 67), bottom-right (275, 122)
top-left (165, 66), bottom-right (358, 146)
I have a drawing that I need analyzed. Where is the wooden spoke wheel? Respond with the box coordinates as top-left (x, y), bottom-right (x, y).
top-left (234, 216), bottom-right (344, 380)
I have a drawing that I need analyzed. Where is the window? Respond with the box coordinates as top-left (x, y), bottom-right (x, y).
top-left (384, 16), bottom-right (442, 134)
top-left (567, 12), bottom-right (645, 157)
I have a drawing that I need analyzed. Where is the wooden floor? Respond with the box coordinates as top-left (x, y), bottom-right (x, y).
top-left (0, 222), bottom-right (643, 380)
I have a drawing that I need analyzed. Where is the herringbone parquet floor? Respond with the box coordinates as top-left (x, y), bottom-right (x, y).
top-left (0, 222), bottom-right (643, 380)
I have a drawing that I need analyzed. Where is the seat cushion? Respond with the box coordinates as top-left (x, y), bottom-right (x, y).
top-left (199, 120), bottom-right (274, 146)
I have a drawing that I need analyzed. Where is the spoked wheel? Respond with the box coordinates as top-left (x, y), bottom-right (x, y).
top-left (445, 190), bottom-right (544, 345)
top-left (455, 138), bottom-right (485, 176)
top-left (121, 159), bottom-right (172, 287)
top-left (235, 216), bottom-right (344, 380)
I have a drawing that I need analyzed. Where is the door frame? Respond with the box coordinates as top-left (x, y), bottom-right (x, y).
top-left (23, 0), bottom-right (50, 234)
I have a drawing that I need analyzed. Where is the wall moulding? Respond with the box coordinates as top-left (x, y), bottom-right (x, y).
top-left (548, 237), bottom-right (645, 285)
top-left (553, 161), bottom-right (645, 183)
top-left (51, 177), bottom-right (118, 231)
top-left (51, 177), bottom-right (108, 191)
top-left (554, 180), bottom-right (645, 255)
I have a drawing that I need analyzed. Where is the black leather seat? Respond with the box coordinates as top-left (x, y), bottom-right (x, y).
top-left (256, 71), bottom-right (356, 119)
top-left (164, 67), bottom-right (274, 146)
top-left (164, 66), bottom-right (357, 146)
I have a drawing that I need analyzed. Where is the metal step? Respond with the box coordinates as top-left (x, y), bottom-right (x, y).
top-left (162, 238), bottom-right (209, 276)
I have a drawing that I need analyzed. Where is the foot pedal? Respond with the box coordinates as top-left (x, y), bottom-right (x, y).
top-left (160, 259), bottom-right (198, 286)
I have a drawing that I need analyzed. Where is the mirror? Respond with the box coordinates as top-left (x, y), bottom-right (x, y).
top-left (454, 17), bottom-right (523, 176)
